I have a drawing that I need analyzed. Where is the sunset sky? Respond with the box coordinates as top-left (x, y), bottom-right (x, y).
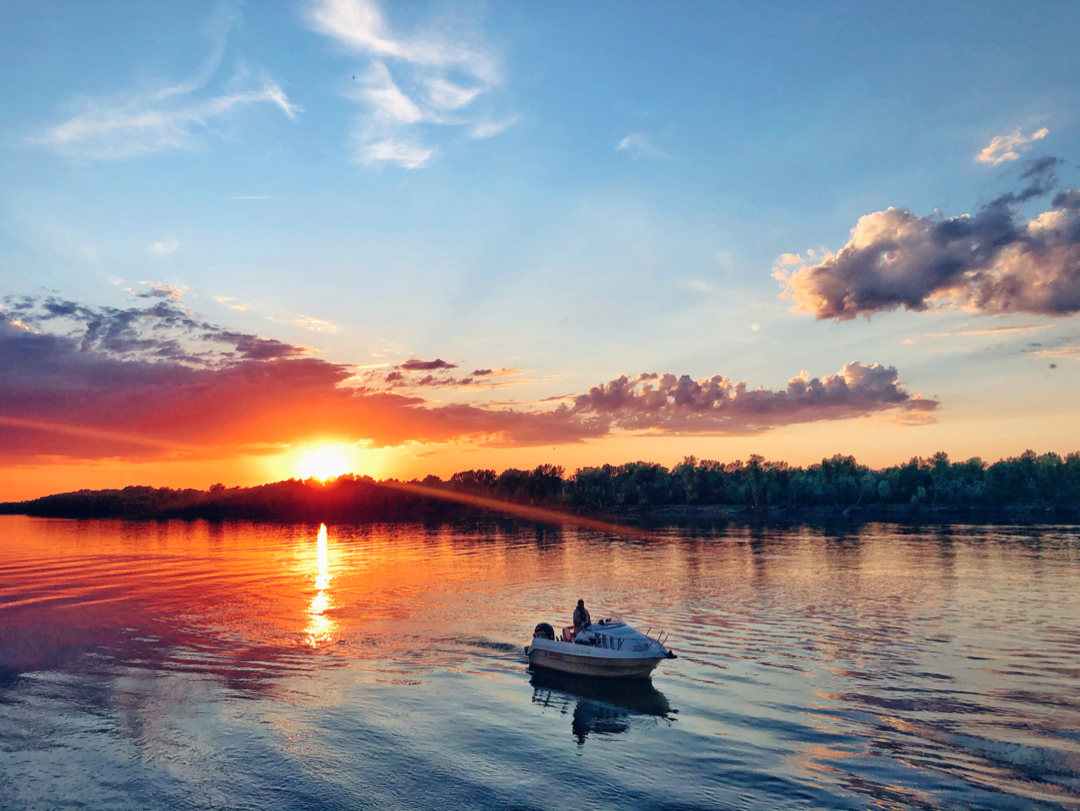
top-left (1, 0), bottom-right (1078, 500)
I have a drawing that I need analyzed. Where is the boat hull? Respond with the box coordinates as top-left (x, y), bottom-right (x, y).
top-left (526, 644), bottom-right (664, 679)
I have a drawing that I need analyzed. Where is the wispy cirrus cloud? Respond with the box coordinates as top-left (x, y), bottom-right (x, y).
top-left (0, 296), bottom-right (937, 461)
top-left (616, 132), bottom-right (669, 160)
top-left (306, 0), bottom-right (513, 168)
top-left (975, 126), bottom-right (1049, 165)
top-left (33, 5), bottom-right (297, 160)
top-left (1029, 344), bottom-right (1080, 360)
top-left (902, 324), bottom-right (1055, 344)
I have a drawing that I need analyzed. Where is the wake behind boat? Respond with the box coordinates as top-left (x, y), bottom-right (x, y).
top-left (524, 618), bottom-right (677, 679)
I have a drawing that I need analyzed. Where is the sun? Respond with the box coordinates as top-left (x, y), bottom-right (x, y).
top-left (300, 448), bottom-right (351, 481)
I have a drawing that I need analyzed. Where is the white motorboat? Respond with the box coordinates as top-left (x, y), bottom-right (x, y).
top-left (524, 618), bottom-right (677, 679)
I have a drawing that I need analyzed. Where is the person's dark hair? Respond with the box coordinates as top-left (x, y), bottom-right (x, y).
top-left (577, 599), bottom-right (584, 606)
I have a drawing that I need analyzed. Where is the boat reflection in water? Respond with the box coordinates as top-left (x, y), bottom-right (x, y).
top-left (529, 669), bottom-right (676, 746)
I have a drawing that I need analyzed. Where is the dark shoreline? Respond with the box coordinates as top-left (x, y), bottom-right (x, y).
top-left (2, 483), bottom-right (1076, 527)
top-left (3, 451), bottom-right (1077, 527)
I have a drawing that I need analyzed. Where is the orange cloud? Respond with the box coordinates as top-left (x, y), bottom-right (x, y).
top-left (0, 297), bottom-right (937, 462)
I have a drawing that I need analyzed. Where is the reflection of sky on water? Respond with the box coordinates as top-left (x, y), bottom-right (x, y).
top-left (305, 523), bottom-right (335, 647)
top-left (1, 517), bottom-right (1079, 810)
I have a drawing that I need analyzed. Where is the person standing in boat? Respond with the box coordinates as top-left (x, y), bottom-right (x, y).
top-left (573, 599), bottom-right (592, 634)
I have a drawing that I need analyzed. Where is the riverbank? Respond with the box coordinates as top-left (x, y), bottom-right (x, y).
top-left (2, 479), bottom-right (1075, 526)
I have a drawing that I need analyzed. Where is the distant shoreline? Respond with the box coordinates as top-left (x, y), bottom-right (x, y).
top-left (2, 479), bottom-right (1076, 527)
top-left (3, 452), bottom-right (1077, 527)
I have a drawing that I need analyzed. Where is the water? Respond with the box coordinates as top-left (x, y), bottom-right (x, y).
top-left (1, 515), bottom-right (1078, 810)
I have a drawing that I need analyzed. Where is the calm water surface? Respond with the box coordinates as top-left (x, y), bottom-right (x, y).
top-left (1, 515), bottom-right (1078, 810)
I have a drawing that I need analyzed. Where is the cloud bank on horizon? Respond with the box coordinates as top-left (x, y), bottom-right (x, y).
top-left (0, 297), bottom-right (935, 462)
top-left (774, 158), bottom-right (1080, 320)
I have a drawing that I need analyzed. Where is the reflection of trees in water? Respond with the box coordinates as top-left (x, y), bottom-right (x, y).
top-left (529, 670), bottom-right (676, 746)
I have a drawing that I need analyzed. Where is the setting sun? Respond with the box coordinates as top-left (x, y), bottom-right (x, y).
top-left (300, 448), bottom-right (351, 481)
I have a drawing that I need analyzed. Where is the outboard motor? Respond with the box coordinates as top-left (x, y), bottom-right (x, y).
top-left (533, 622), bottom-right (555, 641)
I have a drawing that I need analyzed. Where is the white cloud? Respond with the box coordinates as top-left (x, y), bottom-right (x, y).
top-left (360, 138), bottom-right (433, 169)
top-left (975, 127), bottom-right (1049, 165)
top-left (306, 0), bottom-right (511, 168)
top-left (149, 239), bottom-right (181, 256)
top-left (617, 132), bottom-right (669, 159)
top-left (355, 61), bottom-right (425, 123)
top-left (294, 315), bottom-right (339, 333)
top-left (34, 8), bottom-right (297, 160)
top-left (425, 77), bottom-right (485, 110)
top-left (469, 116), bottom-right (519, 139)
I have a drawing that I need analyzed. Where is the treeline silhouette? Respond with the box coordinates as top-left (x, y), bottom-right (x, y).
top-left (2, 450), bottom-right (1076, 523)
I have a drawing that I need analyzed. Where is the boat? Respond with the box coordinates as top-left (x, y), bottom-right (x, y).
top-left (524, 617), bottom-right (677, 679)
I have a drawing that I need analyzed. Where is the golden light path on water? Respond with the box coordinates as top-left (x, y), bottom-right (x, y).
top-left (306, 523), bottom-right (335, 647)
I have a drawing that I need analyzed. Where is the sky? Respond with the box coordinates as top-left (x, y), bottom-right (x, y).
top-left (1, 0), bottom-right (1078, 500)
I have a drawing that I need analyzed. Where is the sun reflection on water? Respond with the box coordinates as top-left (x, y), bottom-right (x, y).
top-left (305, 523), bottom-right (335, 647)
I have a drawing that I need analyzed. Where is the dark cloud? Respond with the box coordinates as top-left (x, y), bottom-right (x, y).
top-left (1018, 156), bottom-right (1064, 181)
top-left (399, 358), bottom-right (456, 371)
top-left (129, 283), bottom-right (184, 301)
top-left (375, 363), bottom-right (519, 391)
top-left (0, 298), bottom-right (936, 461)
top-left (1052, 189), bottom-right (1080, 210)
top-left (2, 296), bottom-right (307, 364)
top-left (776, 171), bottom-right (1080, 320)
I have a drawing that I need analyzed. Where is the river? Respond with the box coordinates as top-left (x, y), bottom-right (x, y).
top-left (1, 515), bottom-right (1078, 810)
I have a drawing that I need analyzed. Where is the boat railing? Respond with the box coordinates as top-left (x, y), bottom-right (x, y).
top-left (642, 627), bottom-right (669, 647)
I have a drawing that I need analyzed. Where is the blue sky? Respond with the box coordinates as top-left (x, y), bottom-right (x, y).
top-left (1, 0), bottom-right (1077, 492)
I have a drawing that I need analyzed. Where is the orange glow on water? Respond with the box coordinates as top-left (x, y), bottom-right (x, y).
top-left (306, 524), bottom-right (335, 647)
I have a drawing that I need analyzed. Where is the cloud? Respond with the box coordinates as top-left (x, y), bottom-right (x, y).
top-left (306, 0), bottom-right (510, 168)
top-left (128, 282), bottom-right (185, 301)
top-left (616, 133), bottom-right (669, 159)
top-left (399, 358), bottom-right (456, 371)
top-left (775, 167), bottom-right (1080, 319)
top-left (293, 315), bottom-right (338, 333)
top-left (904, 324), bottom-right (1054, 343)
top-left (1029, 344), bottom-right (1080, 360)
top-left (960, 324), bottom-right (1054, 336)
top-left (468, 117), bottom-right (519, 139)
top-left (359, 137), bottom-right (433, 169)
top-left (567, 363), bottom-right (935, 434)
top-left (33, 7), bottom-right (296, 160)
top-left (150, 240), bottom-right (181, 256)
top-left (374, 363), bottom-right (529, 391)
top-left (0, 296), bottom-right (937, 462)
top-left (975, 127), bottom-right (1049, 165)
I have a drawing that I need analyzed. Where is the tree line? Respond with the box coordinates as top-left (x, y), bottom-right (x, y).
top-left (430, 450), bottom-right (1079, 513)
top-left (1, 450), bottom-right (1076, 522)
